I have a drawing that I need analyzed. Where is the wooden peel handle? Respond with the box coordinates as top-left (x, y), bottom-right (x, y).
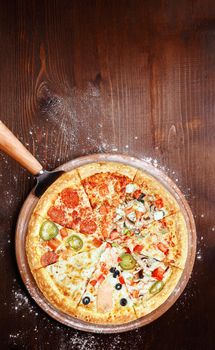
top-left (0, 121), bottom-right (43, 175)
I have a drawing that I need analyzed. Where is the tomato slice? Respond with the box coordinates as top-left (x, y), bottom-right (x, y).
top-left (60, 228), bottom-right (68, 238)
top-left (80, 219), bottom-right (97, 234)
top-left (92, 238), bottom-right (103, 247)
top-left (125, 247), bottom-right (131, 254)
top-left (47, 238), bottom-right (61, 251)
top-left (157, 242), bottom-right (169, 255)
top-left (97, 274), bottom-right (105, 284)
top-left (101, 263), bottom-right (108, 275)
top-left (90, 279), bottom-right (97, 287)
top-left (155, 198), bottom-right (164, 209)
top-left (133, 245), bottom-right (144, 253)
top-left (161, 218), bottom-right (167, 227)
top-left (119, 276), bottom-right (125, 284)
top-left (152, 267), bottom-right (165, 281)
top-left (60, 188), bottom-right (79, 208)
top-left (133, 189), bottom-right (142, 199)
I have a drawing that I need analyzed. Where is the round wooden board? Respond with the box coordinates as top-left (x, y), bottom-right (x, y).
top-left (15, 154), bottom-right (196, 333)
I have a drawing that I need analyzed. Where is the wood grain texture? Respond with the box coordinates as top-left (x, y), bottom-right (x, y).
top-left (0, 0), bottom-right (215, 349)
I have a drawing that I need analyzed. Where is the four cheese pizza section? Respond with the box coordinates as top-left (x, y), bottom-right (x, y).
top-left (33, 246), bottom-right (105, 316)
top-left (26, 161), bottom-right (188, 325)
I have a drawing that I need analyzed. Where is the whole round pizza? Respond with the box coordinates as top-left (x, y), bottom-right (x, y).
top-left (26, 162), bottom-right (188, 324)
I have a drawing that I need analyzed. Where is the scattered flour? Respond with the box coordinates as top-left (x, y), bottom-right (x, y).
top-left (196, 249), bottom-right (202, 261)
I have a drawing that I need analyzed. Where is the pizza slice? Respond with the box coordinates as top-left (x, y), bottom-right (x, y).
top-left (133, 213), bottom-right (188, 269)
top-left (26, 213), bottom-right (104, 270)
top-left (33, 169), bottom-right (102, 238)
top-left (78, 162), bottom-right (137, 238)
top-left (133, 170), bottom-right (180, 220)
top-left (109, 212), bottom-right (188, 269)
top-left (77, 245), bottom-right (136, 324)
top-left (112, 172), bottom-right (180, 235)
top-left (32, 245), bottom-right (106, 317)
top-left (119, 252), bottom-right (182, 318)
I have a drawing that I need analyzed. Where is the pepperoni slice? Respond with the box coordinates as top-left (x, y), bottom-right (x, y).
top-left (60, 188), bottom-right (79, 208)
top-left (48, 206), bottom-right (66, 225)
top-left (80, 219), bottom-right (97, 234)
top-left (40, 251), bottom-right (59, 267)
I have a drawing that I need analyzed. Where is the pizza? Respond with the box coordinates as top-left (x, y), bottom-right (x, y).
top-left (26, 162), bottom-right (188, 324)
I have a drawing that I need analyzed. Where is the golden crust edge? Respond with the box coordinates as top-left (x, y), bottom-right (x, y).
top-left (26, 213), bottom-right (45, 270)
top-left (77, 162), bottom-right (137, 180)
top-left (166, 212), bottom-right (188, 269)
top-left (75, 305), bottom-right (137, 324)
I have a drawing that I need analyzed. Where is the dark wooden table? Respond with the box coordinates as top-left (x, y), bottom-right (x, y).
top-left (0, 1), bottom-right (215, 349)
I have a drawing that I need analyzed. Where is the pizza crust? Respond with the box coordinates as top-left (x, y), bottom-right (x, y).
top-left (26, 214), bottom-right (46, 270)
top-left (77, 162), bottom-right (137, 180)
top-left (75, 305), bottom-right (137, 324)
top-left (165, 212), bottom-right (188, 269)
